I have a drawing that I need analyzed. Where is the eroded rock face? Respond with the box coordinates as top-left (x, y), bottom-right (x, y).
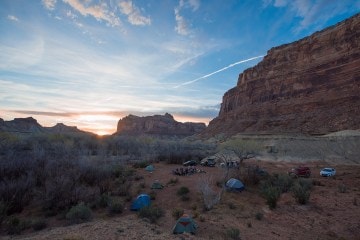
top-left (204, 14), bottom-right (360, 136)
top-left (116, 113), bottom-right (206, 136)
top-left (0, 117), bottom-right (84, 134)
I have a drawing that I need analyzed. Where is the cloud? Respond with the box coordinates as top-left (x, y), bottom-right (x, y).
top-left (42, 0), bottom-right (57, 10)
top-left (174, 8), bottom-right (190, 36)
top-left (174, 0), bottom-right (201, 36)
top-left (63, 0), bottom-right (121, 27)
top-left (174, 55), bottom-right (264, 88)
top-left (118, 0), bottom-right (151, 26)
top-left (266, 0), bottom-right (360, 32)
top-left (7, 15), bottom-right (19, 22)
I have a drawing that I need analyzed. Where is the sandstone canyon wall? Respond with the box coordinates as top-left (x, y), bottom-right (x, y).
top-left (204, 14), bottom-right (360, 136)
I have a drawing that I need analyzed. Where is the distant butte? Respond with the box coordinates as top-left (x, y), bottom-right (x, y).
top-left (116, 113), bottom-right (206, 136)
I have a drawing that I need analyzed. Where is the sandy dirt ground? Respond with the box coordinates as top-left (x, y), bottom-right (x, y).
top-left (3, 160), bottom-right (360, 240)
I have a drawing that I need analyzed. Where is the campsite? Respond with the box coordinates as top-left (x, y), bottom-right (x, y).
top-left (5, 160), bottom-right (359, 240)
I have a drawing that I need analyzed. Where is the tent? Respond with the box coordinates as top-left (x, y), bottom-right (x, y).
top-left (145, 165), bottom-right (154, 172)
top-left (130, 194), bottom-right (151, 211)
top-left (151, 181), bottom-right (164, 189)
top-left (225, 178), bottom-right (245, 192)
top-left (172, 214), bottom-right (197, 234)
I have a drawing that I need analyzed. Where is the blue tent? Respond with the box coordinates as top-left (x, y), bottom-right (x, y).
top-left (130, 194), bottom-right (151, 211)
top-left (145, 165), bottom-right (154, 172)
top-left (225, 178), bottom-right (245, 192)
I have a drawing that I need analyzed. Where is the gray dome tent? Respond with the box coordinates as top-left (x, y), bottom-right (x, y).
top-left (225, 178), bottom-right (245, 192)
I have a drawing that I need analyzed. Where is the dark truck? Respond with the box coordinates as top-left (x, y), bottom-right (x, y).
top-left (200, 157), bottom-right (216, 167)
top-left (288, 166), bottom-right (311, 178)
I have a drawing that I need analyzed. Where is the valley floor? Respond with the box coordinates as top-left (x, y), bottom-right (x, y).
top-left (3, 160), bottom-right (360, 240)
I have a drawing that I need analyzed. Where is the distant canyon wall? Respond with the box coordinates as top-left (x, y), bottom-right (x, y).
top-left (204, 13), bottom-right (360, 137)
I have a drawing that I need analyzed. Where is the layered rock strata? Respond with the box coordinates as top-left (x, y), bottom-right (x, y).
top-left (116, 113), bottom-right (206, 136)
top-left (204, 14), bottom-right (360, 136)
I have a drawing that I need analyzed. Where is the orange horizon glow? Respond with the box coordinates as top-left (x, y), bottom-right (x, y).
top-left (1, 111), bottom-right (212, 136)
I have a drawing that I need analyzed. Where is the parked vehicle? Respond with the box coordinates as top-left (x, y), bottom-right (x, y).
top-left (200, 157), bottom-right (216, 167)
top-left (183, 160), bottom-right (197, 166)
top-left (320, 168), bottom-right (336, 177)
top-left (288, 166), bottom-right (311, 178)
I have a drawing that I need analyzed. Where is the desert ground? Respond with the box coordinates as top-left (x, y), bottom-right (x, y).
top-left (3, 158), bottom-right (360, 240)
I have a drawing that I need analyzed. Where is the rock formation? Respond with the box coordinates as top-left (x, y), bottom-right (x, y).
top-left (204, 13), bottom-right (360, 137)
top-left (0, 117), bottom-right (84, 134)
top-left (116, 113), bottom-right (206, 136)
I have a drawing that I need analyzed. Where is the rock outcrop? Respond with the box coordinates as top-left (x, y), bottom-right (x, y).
top-left (0, 117), bottom-right (84, 134)
top-left (116, 113), bottom-right (206, 136)
top-left (204, 13), bottom-right (360, 137)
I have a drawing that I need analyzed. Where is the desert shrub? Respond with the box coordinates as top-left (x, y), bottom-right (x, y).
top-left (228, 202), bottom-right (236, 209)
top-left (138, 206), bottom-right (164, 223)
top-left (181, 195), bottom-right (190, 201)
top-left (167, 177), bottom-right (179, 185)
top-left (0, 201), bottom-right (7, 226)
top-left (66, 203), bottom-right (92, 224)
top-left (338, 184), bottom-right (347, 193)
top-left (5, 217), bottom-right (30, 235)
top-left (292, 179), bottom-right (312, 205)
top-left (31, 218), bottom-right (47, 231)
top-left (149, 191), bottom-right (156, 200)
top-left (172, 208), bottom-right (184, 220)
top-left (272, 174), bottom-right (294, 193)
top-left (96, 194), bottom-right (111, 208)
top-left (108, 199), bottom-right (123, 215)
top-left (132, 161), bottom-right (148, 169)
top-left (255, 212), bottom-right (263, 220)
top-left (261, 185), bottom-right (280, 209)
top-left (225, 227), bottom-right (241, 240)
top-left (177, 186), bottom-right (190, 196)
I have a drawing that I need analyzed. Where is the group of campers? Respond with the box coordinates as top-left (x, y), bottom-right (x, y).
top-left (172, 166), bottom-right (205, 176)
top-left (136, 163), bottom-right (245, 236)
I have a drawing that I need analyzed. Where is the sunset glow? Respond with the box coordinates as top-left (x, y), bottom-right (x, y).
top-left (1, 0), bottom-right (358, 135)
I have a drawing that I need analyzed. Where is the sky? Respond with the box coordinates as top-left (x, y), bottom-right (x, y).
top-left (1, 0), bottom-right (359, 135)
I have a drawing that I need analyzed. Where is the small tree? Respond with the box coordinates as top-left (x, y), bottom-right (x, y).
top-left (198, 176), bottom-right (221, 211)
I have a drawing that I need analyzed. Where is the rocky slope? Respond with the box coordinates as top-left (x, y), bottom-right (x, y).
top-left (0, 117), bottom-right (84, 134)
top-left (116, 113), bottom-right (206, 136)
top-left (204, 13), bottom-right (360, 137)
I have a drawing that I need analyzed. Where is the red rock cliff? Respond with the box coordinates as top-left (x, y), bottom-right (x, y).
top-left (205, 14), bottom-right (360, 136)
top-left (116, 113), bottom-right (206, 136)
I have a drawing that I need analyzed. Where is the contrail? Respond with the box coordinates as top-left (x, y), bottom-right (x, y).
top-left (174, 55), bottom-right (264, 88)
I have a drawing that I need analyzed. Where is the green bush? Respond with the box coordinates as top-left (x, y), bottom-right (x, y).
top-left (132, 161), bottom-right (148, 169)
top-left (172, 208), bottom-right (184, 220)
top-left (149, 191), bottom-right (156, 200)
top-left (66, 203), bottom-right (92, 224)
top-left (167, 177), bottom-right (179, 185)
top-left (5, 217), bottom-right (30, 235)
top-left (177, 186), bottom-right (190, 196)
top-left (255, 212), bottom-right (263, 221)
top-left (273, 174), bottom-right (294, 193)
top-left (108, 199), bottom-right (123, 215)
top-left (225, 227), bottom-right (241, 240)
top-left (261, 185), bottom-right (280, 209)
top-left (138, 206), bottom-right (164, 223)
top-left (32, 218), bottom-right (47, 231)
top-left (292, 182), bottom-right (311, 205)
top-left (97, 194), bottom-right (111, 208)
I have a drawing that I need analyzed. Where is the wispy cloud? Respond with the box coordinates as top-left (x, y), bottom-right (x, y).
top-left (63, 0), bottom-right (121, 27)
top-left (42, 0), bottom-right (57, 10)
top-left (174, 55), bottom-right (264, 88)
top-left (265, 0), bottom-right (359, 32)
top-left (119, 0), bottom-right (151, 26)
top-left (174, 0), bottom-right (200, 36)
top-left (7, 15), bottom-right (19, 22)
